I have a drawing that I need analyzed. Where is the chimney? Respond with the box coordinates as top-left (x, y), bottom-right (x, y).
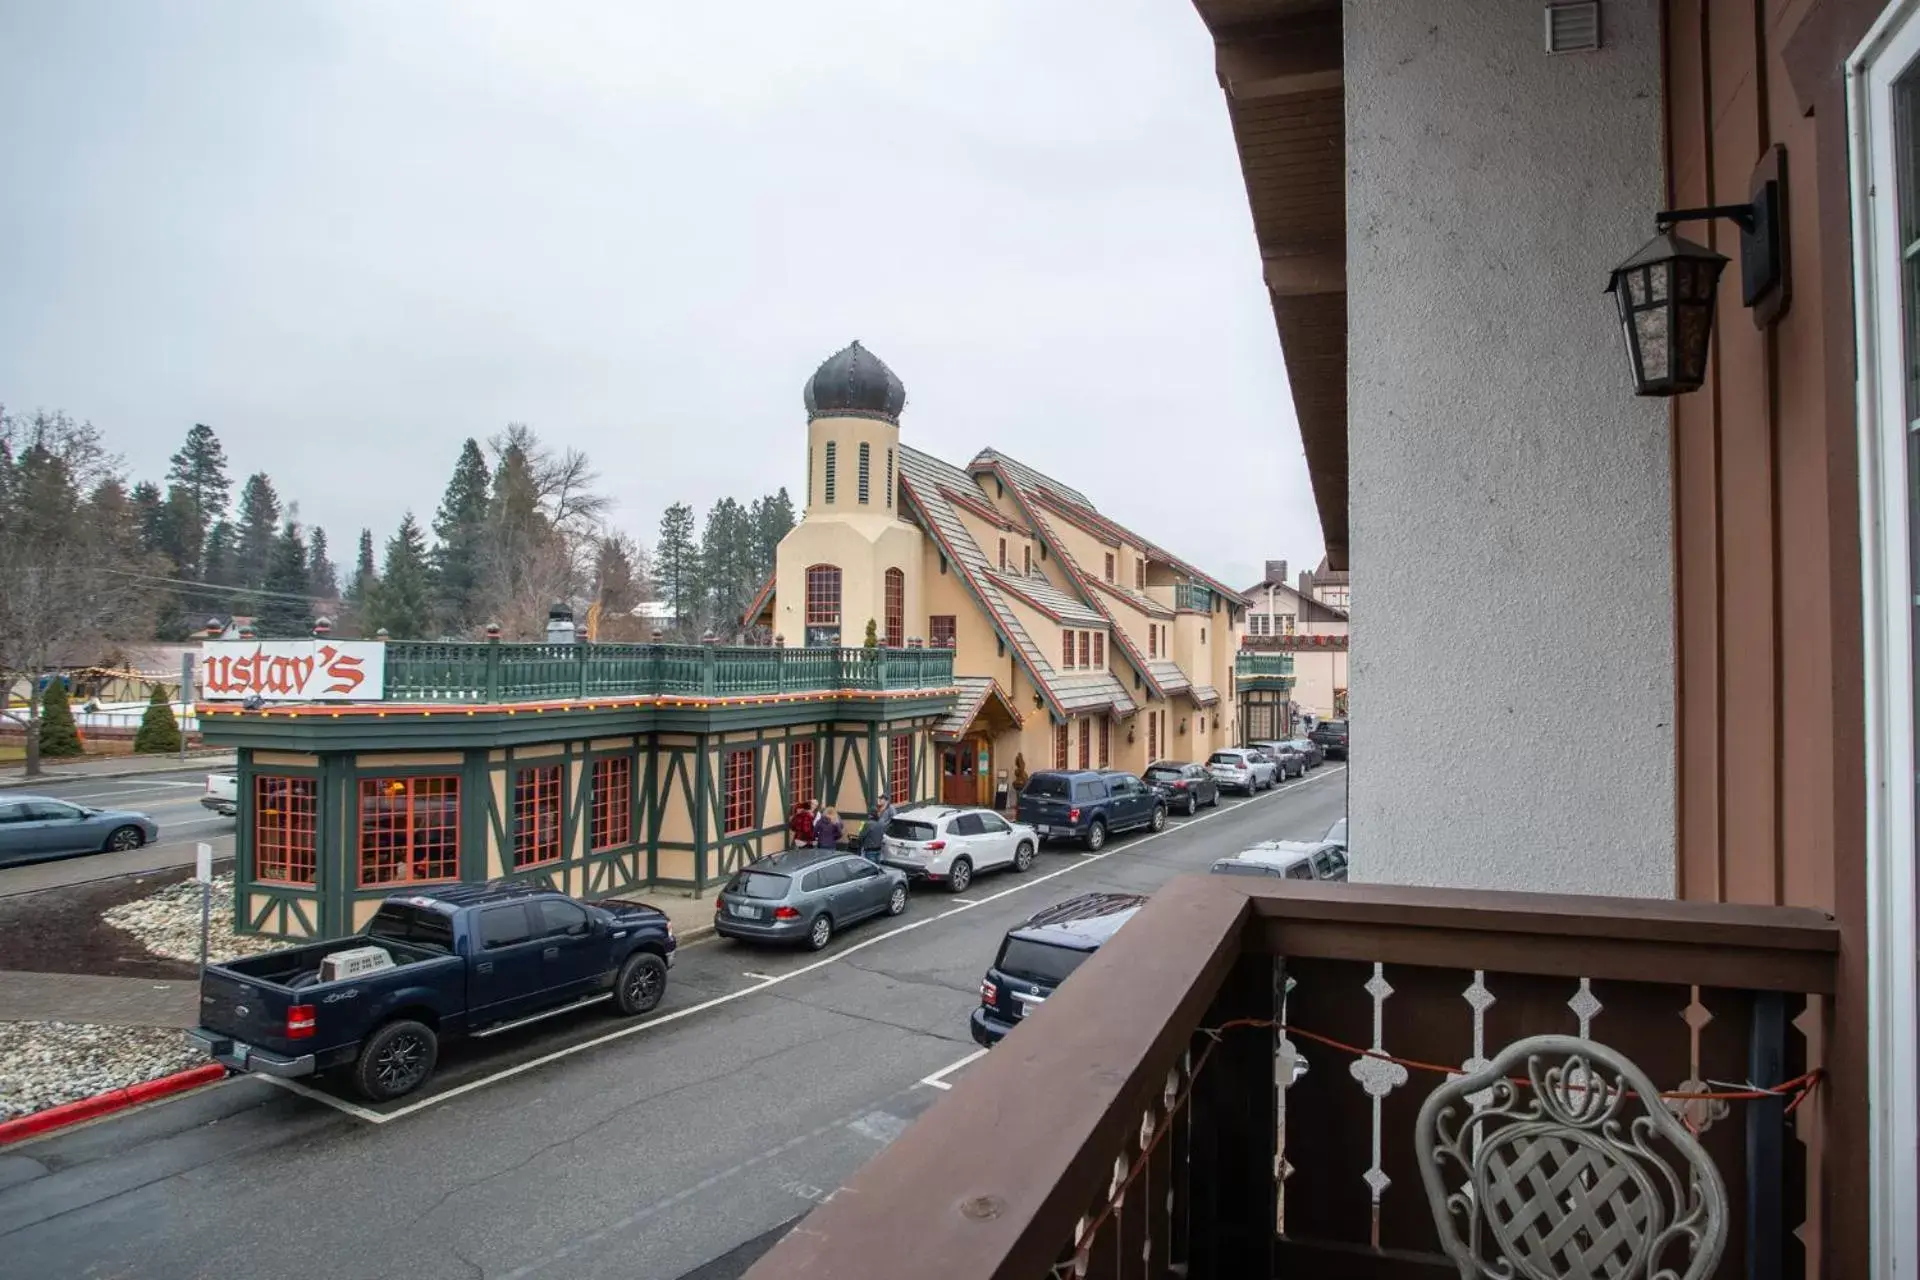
top-left (1264, 560), bottom-right (1288, 586)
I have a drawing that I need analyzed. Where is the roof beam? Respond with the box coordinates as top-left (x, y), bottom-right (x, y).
top-left (1262, 242), bottom-right (1345, 297)
top-left (1214, 20), bottom-right (1342, 102)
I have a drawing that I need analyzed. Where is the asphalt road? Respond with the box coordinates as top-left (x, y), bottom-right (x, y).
top-left (0, 765), bottom-right (1347, 1280)
top-left (0, 768), bottom-right (235, 897)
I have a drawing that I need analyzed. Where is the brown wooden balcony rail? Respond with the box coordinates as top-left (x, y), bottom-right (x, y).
top-left (745, 877), bottom-right (1841, 1280)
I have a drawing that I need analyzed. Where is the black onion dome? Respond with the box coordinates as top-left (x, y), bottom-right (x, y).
top-left (804, 341), bottom-right (906, 425)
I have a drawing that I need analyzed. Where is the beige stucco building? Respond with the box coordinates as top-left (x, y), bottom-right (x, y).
top-left (1243, 559), bottom-right (1348, 721)
top-left (749, 342), bottom-right (1250, 806)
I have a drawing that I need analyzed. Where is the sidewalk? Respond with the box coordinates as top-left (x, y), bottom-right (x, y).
top-left (0, 971), bottom-right (200, 1029)
top-left (0, 751), bottom-right (235, 790)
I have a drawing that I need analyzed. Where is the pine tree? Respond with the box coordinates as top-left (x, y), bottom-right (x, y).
top-left (37, 677), bottom-right (83, 758)
top-left (656, 503), bottom-right (699, 631)
top-left (133, 683), bottom-right (182, 754)
top-left (700, 498), bottom-right (756, 635)
top-left (366, 514), bottom-right (432, 639)
top-left (752, 488), bottom-right (796, 581)
top-left (307, 527), bottom-right (338, 600)
top-left (131, 481), bottom-right (167, 556)
top-left (346, 528), bottom-right (378, 605)
top-left (431, 439), bottom-right (491, 631)
top-left (256, 520), bottom-right (311, 636)
top-left (234, 472), bottom-right (281, 590)
top-left (165, 424), bottom-right (230, 577)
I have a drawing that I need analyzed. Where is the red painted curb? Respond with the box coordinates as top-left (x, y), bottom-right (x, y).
top-left (0, 1063), bottom-right (228, 1147)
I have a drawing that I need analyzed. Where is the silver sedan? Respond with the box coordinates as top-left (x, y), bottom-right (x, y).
top-left (0, 796), bottom-right (160, 866)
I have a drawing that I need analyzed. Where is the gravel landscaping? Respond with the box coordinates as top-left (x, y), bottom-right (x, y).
top-left (0, 1020), bottom-right (203, 1121)
top-left (101, 874), bottom-right (281, 965)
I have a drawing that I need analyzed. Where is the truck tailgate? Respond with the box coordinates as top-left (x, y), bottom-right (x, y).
top-left (198, 967), bottom-right (298, 1056)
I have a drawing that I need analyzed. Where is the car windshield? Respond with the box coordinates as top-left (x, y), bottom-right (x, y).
top-left (1326, 818), bottom-right (1348, 843)
top-left (1320, 722), bottom-right (1348, 736)
top-left (364, 904), bottom-right (456, 954)
top-left (1208, 752), bottom-right (1244, 767)
top-left (887, 818), bottom-right (939, 841)
top-left (1143, 766), bottom-right (1182, 780)
top-left (1023, 776), bottom-right (1071, 799)
top-left (997, 937), bottom-right (1094, 986)
top-left (730, 871), bottom-right (791, 900)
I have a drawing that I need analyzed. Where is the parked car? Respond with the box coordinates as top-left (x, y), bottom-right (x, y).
top-left (189, 883), bottom-right (676, 1101)
top-left (881, 805), bottom-right (1037, 892)
top-left (1310, 718), bottom-right (1349, 760)
top-left (1141, 761), bottom-right (1221, 815)
top-left (1209, 839), bottom-right (1349, 882)
top-left (202, 772), bottom-right (239, 817)
top-left (970, 892), bottom-right (1147, 1047)
top-left (715, 848), bottom-right (908, 950)
top-left (1208, 748), bottom-right (1277, 795)
top-left (1282, 737), bottom-right (1326, 768)
top-left (0, 796), bottom-right (158, 866)
top-left (1016, 770), bottom-right (1167, 850)
top-left (1248, 741), bottom-right (1305, 778)
top-left (1324, 817), bottom-right (1347, 853)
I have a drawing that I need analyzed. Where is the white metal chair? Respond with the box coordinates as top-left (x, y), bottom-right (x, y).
top-left (1415, 1034), bottom-right (1728, 1280)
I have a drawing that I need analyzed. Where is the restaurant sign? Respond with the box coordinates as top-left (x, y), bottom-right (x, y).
top-left (199, 641), bottom-right (385, 702)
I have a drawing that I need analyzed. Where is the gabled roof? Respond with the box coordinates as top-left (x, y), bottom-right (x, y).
top-left (1088, 575), bottom-right (1175, 621)
top-left (941, 485), bottom-right (1027, 533)
top-left (934, 676), bottom-right (1025, 742)
top-left (990, 570), bottom-right (1106, 627)
top-left (1241, 576), bottom-right (1348, 623)
top-left (742, 572), bottom-right (777, 627)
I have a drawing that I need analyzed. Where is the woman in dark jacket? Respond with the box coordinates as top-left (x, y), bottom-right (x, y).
top-left (812, 807), bottom-right (844, 851)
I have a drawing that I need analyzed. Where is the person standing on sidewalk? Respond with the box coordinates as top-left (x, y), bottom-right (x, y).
top-left (789, 799), bottom-right (816, 849)
top-left (813, 806), bottom-right (844, 851)
top-left (858, 801), bottom-right (888, 864)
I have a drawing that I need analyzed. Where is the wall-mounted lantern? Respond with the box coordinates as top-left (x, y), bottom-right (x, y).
top-left (1606, 148), bottom-right (1787, 396)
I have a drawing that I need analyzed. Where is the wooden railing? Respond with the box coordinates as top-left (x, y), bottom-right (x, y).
top-left (746, 878), bottom-right (1845, 1279)
top-left (377, 641), bottom-right (957, 703)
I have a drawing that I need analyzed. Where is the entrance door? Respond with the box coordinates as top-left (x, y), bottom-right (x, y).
top-left (941, 745), bottom-right (978, 806)
top-left (1850, 10), bottom-right (1920, 1271)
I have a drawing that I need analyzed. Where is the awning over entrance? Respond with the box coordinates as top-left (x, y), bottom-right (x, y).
top-left (933, 676), bottom-right (1024, 743)
top-left (1188, 685), bottom-right (1220, 708)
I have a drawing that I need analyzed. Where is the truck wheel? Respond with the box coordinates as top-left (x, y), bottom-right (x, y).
top-left (1149, 805), bottom-right (1168, 832)
top-left (613, 952), bottom-right (668, 1016)
top-left (352, 1019), bottom-right (438, 1102)
top-left (1083, 820), bottom-right (1107, 852)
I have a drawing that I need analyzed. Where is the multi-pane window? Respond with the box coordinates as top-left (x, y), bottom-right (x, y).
top-left (858, 442), bottom-right (871, 504)
top-left (998, 538), bottom-right (1008, 570)
top-left (890, 735), bottom-right (912, 802)
top-left (885, 568), bottom-right (905, 647)
top-left (1062, 632), bottom-right (1075, 668)
top-left (1250, 613), bottom-right (1271, 637)
top-left (591, 756), bottom-right (632, 851)
top-left (1078, 631), bottom-right (1090, 667)
top-left (358, 776), bottom-right (459, 886)
top-left (823, 441), bottom-right (837, 503)
top-left (1093, 632), bottom-right (1104, 667)
top-left (929, 615), bottom-right (956, 648)
top-left (807, 564), bottom-right (842, 625)
top-left (1136, 560), bottom-right (1146, 590)
top-left (1077, 718), bottom-right (1090, 769)
top-left (1098, 718), bottom-right (1111, 767)
top-left (1054, 722), bottom-right (1070, 769)
top-left (1149, 625), bottom-right (1158, 659)
top-left (1104, 553), bottom-right (1115, 582)
top-left (254, 775), bottom-right (317, 885)
top-left (789, 738), bottom-right (816, 805)
top-left (723, 749), bottom-right (755, 834)
top-left (885, 448), bottom-right (894, 508)
top-left (1148, 712), bottom-right (1158, 760)
top-left (513, 765), bottom-right (563, 867)
top-left (1023, 545), bottom-right (1032, 575)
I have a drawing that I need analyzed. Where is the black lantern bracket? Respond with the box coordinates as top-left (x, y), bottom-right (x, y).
top-left (1655, 145), bottom-right (1790, 321)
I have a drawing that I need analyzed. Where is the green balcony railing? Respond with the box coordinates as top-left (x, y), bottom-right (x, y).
top-left (1234, 650), bottom-right (1296, 681)
top-left (378, 642), bottom-right (957, 704)
top-left (1174, 582), bottom-right (1215, 613)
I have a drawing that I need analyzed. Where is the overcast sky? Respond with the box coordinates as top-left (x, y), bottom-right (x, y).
top-left (0, 0), bottom-right (1321, 590)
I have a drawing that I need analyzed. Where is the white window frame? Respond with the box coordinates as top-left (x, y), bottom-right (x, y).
top-left (1849, 6), bottom-right (1920, 1274)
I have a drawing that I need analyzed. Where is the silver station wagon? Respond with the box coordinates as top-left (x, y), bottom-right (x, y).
top-left (713, 849), bottom-right (909, 951)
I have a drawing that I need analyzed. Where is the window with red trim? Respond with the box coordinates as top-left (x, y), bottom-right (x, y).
top-left (789, 738), bottom-right (816, 805)
top-left (1023, 545), bottom-right (1032, 574)
top-left (929, 615), bottom-right (956, 648)
top-left (998, 538), bottom-right (1008, 570)
top-left (358, 776), bottom-right (459, 886)
top-left (253, 775), bottom-right (317, 885)
top-left (1149, 625), bottom-right (1158, 659)
top-left (1078, 631), bottom-right (1090, 667)
top-left (1148, 713), bottom-right (1158, 760)
top-left (591, 756), bottom-right (632, 851)
top-left (889, 735), bottom-right (911, 802)
top-left (1104, 552), bottom-right (1115, 582)
top-left (723, 749), bottom-right (755, 834)
top-left (1077, 718), bottom-right (1090, 769)
top-left (1098, 718), bottom-right (1110, 767)
top-left (513, 765), bottom-right (563, 867)
top-left (1061, 631), bottom-right (1075, 668)
top-left (806, 565), bottom-right (842, 626)
top-left (884, 568), bottom-right (904, 647)
top-left (1054, 722), bottom-right (1069, 769)
top-left (1093, 632), bottom-right (1104, 667)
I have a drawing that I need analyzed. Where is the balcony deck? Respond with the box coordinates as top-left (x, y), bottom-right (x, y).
top-left (745, 877), bottom-right (1843, 1279)
top-left (1235, 651), bottom-right (1295, 683)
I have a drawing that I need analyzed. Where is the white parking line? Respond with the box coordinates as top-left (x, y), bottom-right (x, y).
top-left (917, 1047), bottom-right (989, 1091)
top-left (263, 765), bottom-right (1347, 1124)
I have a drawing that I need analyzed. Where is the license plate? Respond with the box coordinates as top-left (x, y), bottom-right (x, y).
top-left (730, 903), bottom-right (761, 919)
top-left (233, 1043), bottom-right (250, 1066)
top-left (1035, 825), bottom-right (1051, 835)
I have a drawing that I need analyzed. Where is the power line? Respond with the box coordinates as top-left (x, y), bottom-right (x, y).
top-left (91, 565), bottom-right (363, 611)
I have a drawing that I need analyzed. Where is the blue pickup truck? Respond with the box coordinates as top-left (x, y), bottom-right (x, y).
top-left (189, 883), bottom-right (676, 1101)
top-left (1015, 769), bottom-right (1167, 851)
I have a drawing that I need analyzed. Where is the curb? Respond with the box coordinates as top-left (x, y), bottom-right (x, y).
top-left (0, 1063), bottom-right (228, 1147)
top-left (0, 754), bottom-right (236, 789)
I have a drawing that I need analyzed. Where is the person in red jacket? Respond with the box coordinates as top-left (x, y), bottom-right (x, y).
top-left (789, 799), bottom-right (817, 848)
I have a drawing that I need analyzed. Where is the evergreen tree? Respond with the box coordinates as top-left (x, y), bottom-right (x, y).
top-left (307, 527), bottom-right (338, 600)
top-left (863, 618), bottom-right (879, 648)
top-left (37, 677), bottom-right (83, 758)
top-left (751, 488), bottom-right (796, 581)
top-left (256, 520), bottom-right (311, 636)
top-left (234, 472), bottom-right (281, 589)
top-left (431, 438), bottom-right (490, 630)
top-left (131, 481), bottom-right (167, 556)
top-left (165, 424), bottom-right (230, 575)
top-left (366, 514), bottom-right (432, 638)
top-left (346, 528), bottom-right (378, 605)
top-left (656, 503), bottom-right (699, 631)
top-left (132, 683), bottom-right (182, 754)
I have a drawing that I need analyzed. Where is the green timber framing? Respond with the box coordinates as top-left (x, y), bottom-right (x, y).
top-left (1234, 650), bottom-right (1296, 743)
top-left (209, 688), bottom-right (954, 939)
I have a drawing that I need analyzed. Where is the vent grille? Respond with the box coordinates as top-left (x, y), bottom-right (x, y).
top-left (1545, 1), bottom-right (1600, 54)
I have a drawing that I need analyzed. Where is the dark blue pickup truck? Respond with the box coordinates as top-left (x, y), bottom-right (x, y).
top-left (1016, 769), bottom-right (1167, 851)
top-left (189, 882), bottom-right (676, 1101)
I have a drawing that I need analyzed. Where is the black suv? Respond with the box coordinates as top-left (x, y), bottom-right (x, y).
top-left (1310, 718), bottom-right (1349, 760)
top-left (970, 892), bottom-right (1146, 1047)
top-left (1016, 770), bottom-right (1167, 850)
top-left (1141, 760), bottom-right (1220, 816)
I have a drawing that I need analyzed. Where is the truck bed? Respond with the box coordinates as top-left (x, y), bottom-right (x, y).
top-left (215, 936), bottom-right (449, 990)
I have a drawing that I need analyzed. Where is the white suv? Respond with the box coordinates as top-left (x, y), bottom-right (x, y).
top-left (1207, 748), bottom-right (1277, 795)
top-left (880, 806), bottom-right (1038, 894)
